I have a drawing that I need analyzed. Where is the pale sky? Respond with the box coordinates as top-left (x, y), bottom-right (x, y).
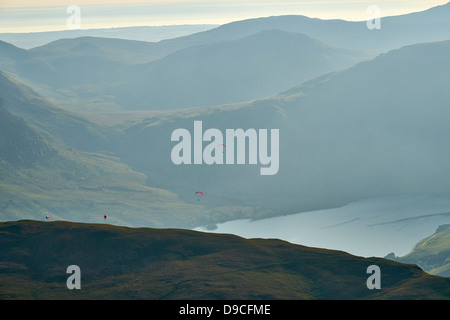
top-left (0, 0), bottom-right (448, 33)
top-left (0, 0), bottom-right (446, 8)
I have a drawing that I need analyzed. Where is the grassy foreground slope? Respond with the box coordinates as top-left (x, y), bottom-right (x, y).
top-left (0, 220), bottom-right (449, 299)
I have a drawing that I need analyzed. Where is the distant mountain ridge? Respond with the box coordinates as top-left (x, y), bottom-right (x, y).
top-left (156, 2), bottom-right (450, 53)
top-left (0, 29), bottom-right (370, 111)
top-left (113, 29), bottom-right (370, 110)
top-left (0, 25), bottom-right (218, 50)
top-left (1, 3), bottom-right (449, 112)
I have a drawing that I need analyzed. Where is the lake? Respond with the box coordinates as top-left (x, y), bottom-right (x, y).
top-left (195, 195), bottom-right (450, 258)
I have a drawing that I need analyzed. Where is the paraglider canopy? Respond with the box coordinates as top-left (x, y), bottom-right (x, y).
top-left (195, 191), bottom-right (204, 201)
top-left (104, 214), bottom-right (108, 220)
top-left (45, 215), bottom-right (49, 220)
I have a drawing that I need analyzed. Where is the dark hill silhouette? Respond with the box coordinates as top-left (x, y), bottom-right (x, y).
top-left (1, 220), bottom-right (449, 299)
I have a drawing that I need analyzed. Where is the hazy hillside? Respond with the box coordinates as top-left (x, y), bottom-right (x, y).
top-left (0, 30), bottom-right (369, 112)
top-left (0, 104), bottom-right (55, 168)
top-left (0, 37), bottom-right (169, 112)
top-left (28, 36), bottom-right (167, 66)
top-left (273, 40), bottom-right (450, 208)
top-left (1, 220), bottom-right (449, 299)
top-left (113, 29), bottom-right (369, 110)
top-left (0, 25), bottom-right (218, 50)
top-left (156, 2), bottom-right (450, 54)
top-left (0, 71), bottom-right (211, 226)
top-left (1, 4), bottom-right (449, 113)
top-left (0, 120), bottom-right (197, 227)
top-left (390, 225), bottom-right (450, 277)
top-left (1, 32), bottom-right (450, 230)
top-left (2, 40), bottom-right (450, 229)
top-left (0, 40), bottom-right (30, 66)
top-left (104, 40), bottom-right (450, 225)
top-left (0, 71), bottom-right (109, 151)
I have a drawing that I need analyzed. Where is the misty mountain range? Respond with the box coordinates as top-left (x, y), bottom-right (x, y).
top-left (0, 3), bottom-right (450, 264)
top-left (0, 25), bottom-right (218, 50)
top-left (1, 2), bottom-right (450, 112)
top-left (0, 29), bottom-right (370, 112)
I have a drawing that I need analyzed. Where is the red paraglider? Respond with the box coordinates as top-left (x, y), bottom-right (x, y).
top-left (195, 191), bottom-right (204, 201)
top-left (104, 214), bottom-right (108, 220)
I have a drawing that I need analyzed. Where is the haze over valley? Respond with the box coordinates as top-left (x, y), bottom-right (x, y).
top-left (1, 2), bottom-right (450, 299)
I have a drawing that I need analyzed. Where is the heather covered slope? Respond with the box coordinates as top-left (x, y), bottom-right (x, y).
top-left (0, 220), bottom-right (449, 299)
